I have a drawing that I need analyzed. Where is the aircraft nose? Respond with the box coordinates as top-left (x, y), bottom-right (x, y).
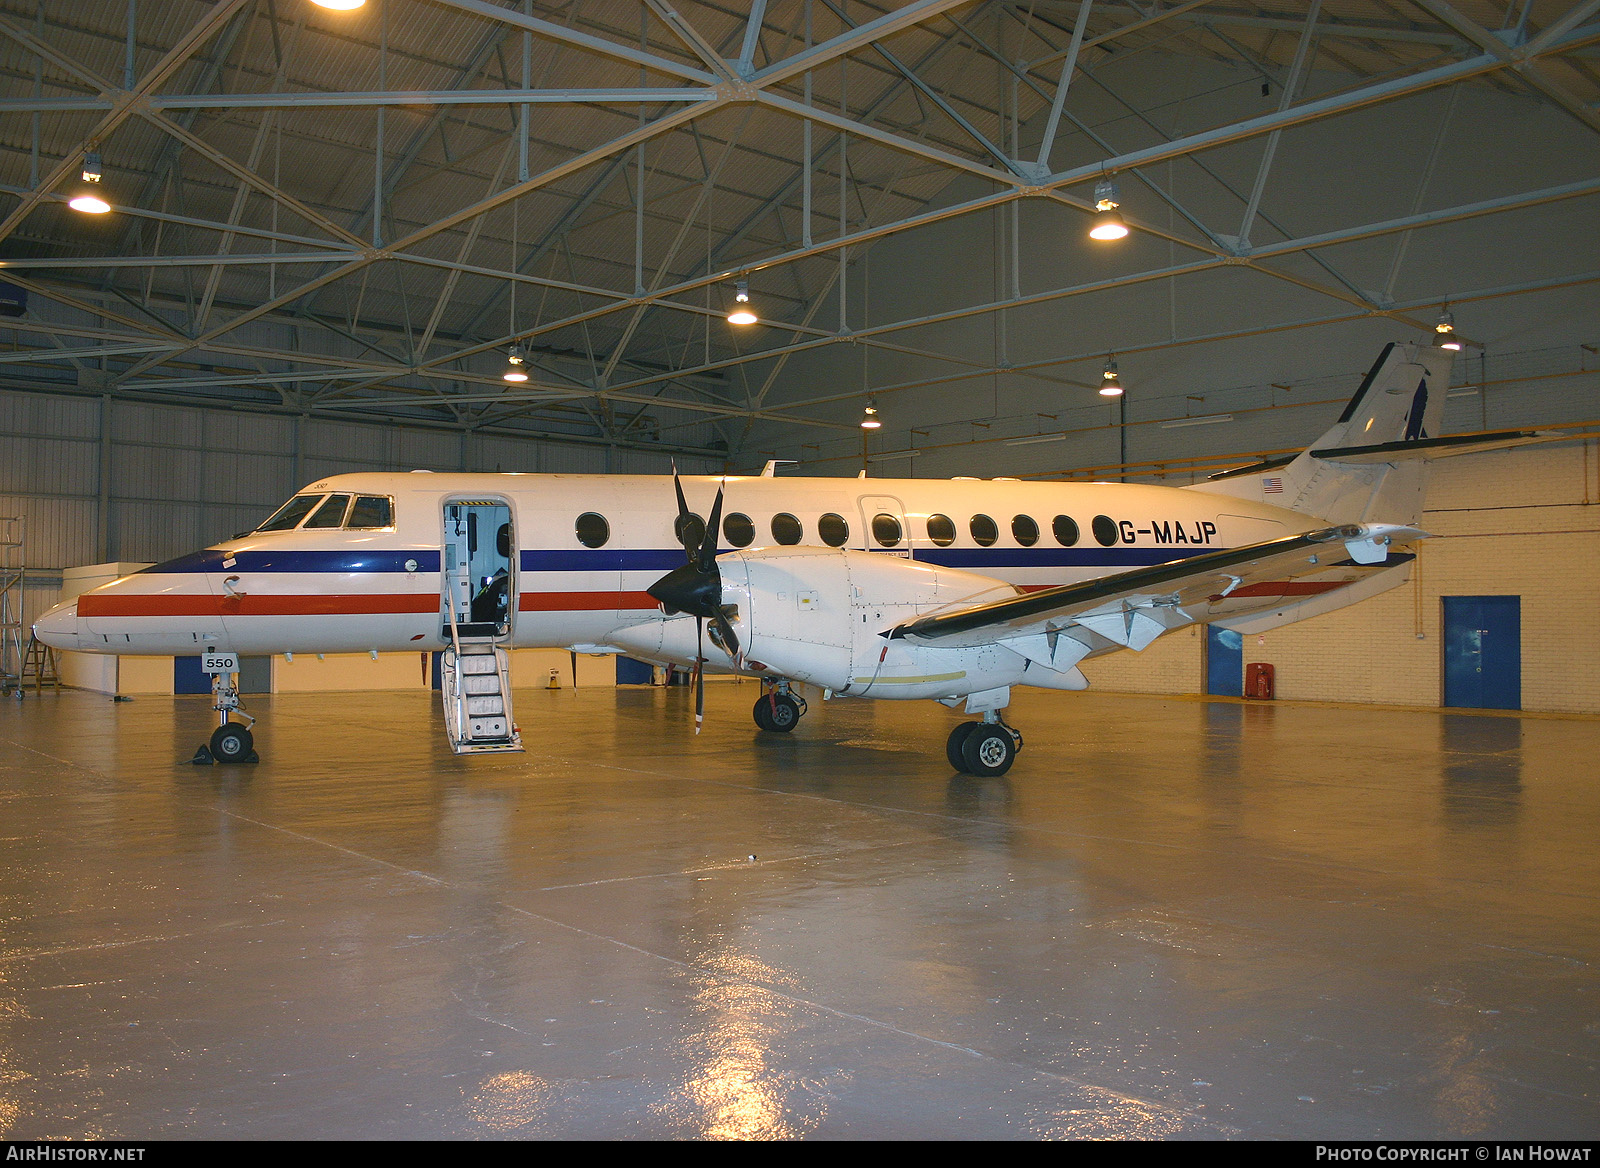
top-left (33, 600), bottom-right (81, 652)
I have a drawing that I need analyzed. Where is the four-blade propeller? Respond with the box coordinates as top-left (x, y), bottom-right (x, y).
top-left (647, 469), bottom-right (741, 733)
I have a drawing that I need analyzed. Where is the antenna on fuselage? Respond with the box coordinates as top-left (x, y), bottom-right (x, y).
top-left (760, 460), bottom-right (797, 477)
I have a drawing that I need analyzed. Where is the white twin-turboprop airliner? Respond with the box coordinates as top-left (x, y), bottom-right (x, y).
top-left (33, 342), bottom-right (1548, 774)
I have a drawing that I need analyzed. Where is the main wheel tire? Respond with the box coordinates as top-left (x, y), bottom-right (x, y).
top-left (946, 722), bottom-right (978, 771)
top-left (765, 693), bottom-right (801, 733)
top-left (961, 724), bottom-right (1015, 777)
top-left (210, 722), bottom-right (253, 764)
top-left (752, 695), bottom-right (775, 732)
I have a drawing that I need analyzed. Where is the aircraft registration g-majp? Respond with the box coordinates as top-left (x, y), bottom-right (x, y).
top-left (32, 342), bottom-right (1547, 775)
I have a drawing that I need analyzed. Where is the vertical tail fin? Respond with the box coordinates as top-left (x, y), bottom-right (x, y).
top-left (1189, 342), bottom-right (1455, 525)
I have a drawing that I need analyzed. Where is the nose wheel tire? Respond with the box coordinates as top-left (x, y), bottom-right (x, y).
top-left (959, 724), bottom-right (1017, 777)
top-left (209, 723), bottom-right (254, 764)
top-left (752, 693), bottom-right (801, 733)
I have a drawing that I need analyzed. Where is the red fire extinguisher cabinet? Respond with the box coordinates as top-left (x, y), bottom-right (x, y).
top-left (1245, 662), bottom-right (1275, 700)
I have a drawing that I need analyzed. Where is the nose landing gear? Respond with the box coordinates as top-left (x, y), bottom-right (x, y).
top-left (191, 671), bottom-right (258, 765)
top-left (752, 680), bottom-right (806, 733)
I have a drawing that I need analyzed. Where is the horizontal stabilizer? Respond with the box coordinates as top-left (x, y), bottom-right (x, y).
top-left (1312, 429), bottom-right (1563, 464)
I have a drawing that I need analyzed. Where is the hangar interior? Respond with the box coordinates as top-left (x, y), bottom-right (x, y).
top-left (1, 0), bottom-right (1598, 1141)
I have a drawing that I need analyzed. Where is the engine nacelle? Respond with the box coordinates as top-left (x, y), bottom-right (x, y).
top-left (611, 546), bottom-right (1081, 701)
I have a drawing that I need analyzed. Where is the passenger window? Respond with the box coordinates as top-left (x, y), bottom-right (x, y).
top-left (1012, 514), bottom-right (1039, 547)
top-left (575, 512), bottom-right (610, 548)
top-left (1092, 515), bottom-right (1119, 546)
top-left (818, 513), bottom-right (849, 547)
top-left (771, 513), bottom-right (803, 545)
top-left (675, 512), bottom-right (705, 551)
top-left (723, 512), bottom-right (755, 548)
top-left (1053, 515), bottom-right (1079, 546)
top-left (304, 493), bottom-right (352, 529)
top-left (872, 513), bottom-right (903, 547)
top-left (970, 514), bottom-right (998, 547)
top-left (926, 514), bottom-right (956, 546)
top-left (257, 494), bottom-right (323, 532)
top-left (347, 495), bottom-right (393, 529)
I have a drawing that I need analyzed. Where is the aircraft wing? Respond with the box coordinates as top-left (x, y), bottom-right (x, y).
top-left (886, 523), bottom-right (1423, 668)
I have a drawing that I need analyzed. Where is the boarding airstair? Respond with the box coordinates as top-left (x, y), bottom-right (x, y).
top-left (441, 637), bottom-right (522, 754)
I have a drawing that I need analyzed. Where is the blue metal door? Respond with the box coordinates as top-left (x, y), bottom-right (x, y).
top-left (1443, 596), bottom-right (1521, 710)
top-left (1206, 625), bottom-right (1243, 697)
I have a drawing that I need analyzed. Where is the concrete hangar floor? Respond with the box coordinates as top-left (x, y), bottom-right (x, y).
top-left (0, 682), bottom-right (1595, 1141)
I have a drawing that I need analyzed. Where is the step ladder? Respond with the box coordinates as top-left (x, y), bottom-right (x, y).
top-left (22, 637), bottom-right (58, 693)
top-left (441, 639), bottom-right (523, 754)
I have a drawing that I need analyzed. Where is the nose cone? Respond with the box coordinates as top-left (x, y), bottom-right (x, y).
top-left (33, 600), bottom-right (81, 652)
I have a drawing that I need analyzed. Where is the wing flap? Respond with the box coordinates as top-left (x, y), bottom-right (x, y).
top-left (888, 523), bottom-right (1424, 649)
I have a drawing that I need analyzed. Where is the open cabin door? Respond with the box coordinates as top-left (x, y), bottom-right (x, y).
top-left (440, 498), bottom-right (522, 754)
top-left (443, 499), bottom-right (514, 638)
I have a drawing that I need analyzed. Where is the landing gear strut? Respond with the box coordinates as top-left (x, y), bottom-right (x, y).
top-left (192, 671), bottom-right (257, 765)
top-left (752, 680), bottom-right (806, 733)
top-left (946, 712), bottom-right (1022, 777)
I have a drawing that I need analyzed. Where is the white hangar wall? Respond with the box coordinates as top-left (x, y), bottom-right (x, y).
top-left (1080, 440), bottom-right (1600, 715)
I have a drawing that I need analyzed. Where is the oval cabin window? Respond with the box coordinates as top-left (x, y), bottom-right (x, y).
top-left (818, 513), bottom-right (849, 547)
top-left (926, 514), bottom-right (956, 546)
top-left (1012, 515), bottom-right (1039, 547)
top-left (872, 513), bottom-right (903, 547)
top-left (1053, 515), bottom-right (1079, 546)
top-left (575, 512), bottom-right (610, 548)
top-left (771, 513), bottom-right (803, 545)
top-left (723, 512), bottom-right (755, 548)
top-left (1092, 514), bottom-right (1119, 546)
top-left (970, 514), bottom-right (998, 547)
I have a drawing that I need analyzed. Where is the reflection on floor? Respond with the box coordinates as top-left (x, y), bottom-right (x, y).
top-left (1, 684), bottom-right (1596, 1139)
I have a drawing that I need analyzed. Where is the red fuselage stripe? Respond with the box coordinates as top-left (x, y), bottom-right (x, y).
top-left (79, 594), bottom-right (439, 617)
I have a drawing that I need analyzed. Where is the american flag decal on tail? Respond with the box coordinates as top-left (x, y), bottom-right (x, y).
top-left (1263, 477), bottom-right (1284, 494)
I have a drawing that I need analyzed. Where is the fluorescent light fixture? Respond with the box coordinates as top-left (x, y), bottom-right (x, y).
top-left (1005, 433), bottom-right (1067, 446)
top-left (1447, 389), bottom-right (1479, 398)
top-left (866, 450), bottom-right (921, 462)
top-left (1160, 413), bottom-right (1233, 428)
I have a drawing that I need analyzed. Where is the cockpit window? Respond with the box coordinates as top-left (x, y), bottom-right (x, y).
top-left (304, 493), bottom-right (353, 529)
top-left (347, 495), bottom-right (393, 529)
top-left (257, 494), bottom-right (324, 532)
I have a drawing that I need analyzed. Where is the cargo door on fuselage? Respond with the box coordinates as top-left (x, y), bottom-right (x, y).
top-left (443, 499), bottom-right (514, 639)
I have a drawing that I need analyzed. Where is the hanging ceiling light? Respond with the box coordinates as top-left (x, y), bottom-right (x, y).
top-left (1433, 305), bottom-right (1463, 351)
top-left (1088, 177), bottom-right (1128, 241)
top-left (67, 151), bottom-right (110, 215)
top-left (727, 279), bottom-right (757, 326)
top-left (1099, 357), bottom-right (1124, 397)
top-left (309, 0), bottom-right (367, 11)
top-left (503, 346), bottom-right (528, 382)
top-left (860, 398), bottom-right (882, 429)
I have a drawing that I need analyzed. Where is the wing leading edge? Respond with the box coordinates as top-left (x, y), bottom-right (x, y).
top-left (886, 524), bottom-right (1424, 665)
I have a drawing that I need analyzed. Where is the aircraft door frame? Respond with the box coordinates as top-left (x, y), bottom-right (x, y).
top-left (856, 494), bottom-right (909, 554)
top-left (441, 496), bottom-right (517, 638)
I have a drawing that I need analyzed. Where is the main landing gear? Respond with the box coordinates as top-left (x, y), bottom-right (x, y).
top-left (752, 681), bottom-right (807, 733)
top-left (946, 714), bottom-right (1023, 777)
top-left (191, 672), bottom-right (257, 765)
